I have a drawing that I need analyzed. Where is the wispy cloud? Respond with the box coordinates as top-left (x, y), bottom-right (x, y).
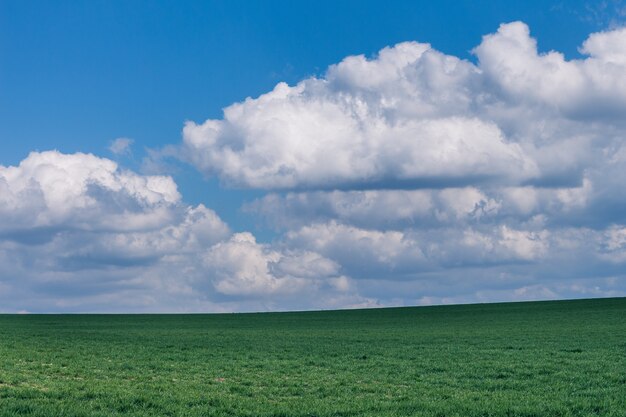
top-left (109, 137), bottom-right (134, 156)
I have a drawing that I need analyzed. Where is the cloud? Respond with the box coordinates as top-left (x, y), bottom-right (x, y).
top-left (180, 22), bottom-right (626, 192)
top-left (0, 151), bottom-right (181, 239)
top-left (475, 22), bottom-right (626, 118)
top-left (0, 151), bottom-right (368, 312)
top-left (4, 22), bottom-right (626, 312)
top-left (277, 221), bottom-right (623, 306)
top-left (109, 137), bottom-right (134, 156)
top-left (561, 0), bottom-right (626, 30)
top-left (53, 204), bottom-right (230, 270)
top-left (283, 222), bottom-right (552, 276)
top-left (204, 232), bottom-right (345, 297)
top-left (181, 41), bottom-right (537, 190)
top-left (213, 22), bottom-right (626, 307)
top-left (245, 181), bottom-right (594, 231)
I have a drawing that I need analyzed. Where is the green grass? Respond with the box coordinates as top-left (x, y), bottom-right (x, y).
top-left (0, 298), bottom-right (625, 416)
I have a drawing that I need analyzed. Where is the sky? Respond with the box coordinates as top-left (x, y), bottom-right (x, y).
top-left (1, 0), bottom-right (626, 312)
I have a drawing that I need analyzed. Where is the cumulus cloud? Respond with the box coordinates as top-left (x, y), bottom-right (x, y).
top-left (178, 21), bottom-right (623, 306)
top-left (0, 151), bottom-right (365, 312)
top-left (181, 42), bottom-right (537, 189)
top-left (0, 151), bottom-right (181, 239)
top-left (204, 232), bottom-right (344, 297)
top-left (4, 21), bottom-right (626, 311)
top-left (53, 203), bottom-right (230, 270)
top-left (475, 22), bottom-right (626, 118)
top-left (277, 220), bottom-right (624, 306)
top-left (180, 22), bottom-right (626, 192)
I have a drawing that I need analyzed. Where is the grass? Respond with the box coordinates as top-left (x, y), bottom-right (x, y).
top-left (0, 297), bottom-right (625, 416)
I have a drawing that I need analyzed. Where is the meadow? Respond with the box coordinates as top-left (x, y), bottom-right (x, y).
top-left (0, 298), bottom-right (624, 416)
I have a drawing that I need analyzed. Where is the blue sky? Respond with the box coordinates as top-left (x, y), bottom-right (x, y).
top-left (1, 0), bottom-right (626, 312)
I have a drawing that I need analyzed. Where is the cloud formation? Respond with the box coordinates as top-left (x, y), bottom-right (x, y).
top-left (476, 23), bottom-right (626, 118)
top-left (178, 21), bottom-right (626, 308)
top-left (0, 151), bottom-right (180, 238)
top-left (3, 22), bottom-right (626, 312)
top-left (181, 22), bottom-right (626, 193)
top-left (204, 232), bottom-right (344, 296)
top-left (0, 151), bottom-right (360, 312)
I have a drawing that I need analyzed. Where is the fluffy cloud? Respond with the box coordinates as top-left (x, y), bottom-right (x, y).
top-left (0, 151), bottom-right (363, 312)
top-left (0, 151), bottom-right (180, 238)
top-left (181, 22), bottom-right (626, 192)
top-left (279, 221), bottom-right (625, 306)
top-left (5, 21), bottom-right (626, 311)
top-left (182, 43), bottom-right (537, 189)
top-left (175, 21), bottom-right (626, 307)
top-left (475, 22), bottom-right (626, 116)
top-left (204, 232), bottom-right (345, 296)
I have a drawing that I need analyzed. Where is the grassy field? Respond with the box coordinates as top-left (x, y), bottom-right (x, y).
top-left (0, 298), bottom-right (624, 416)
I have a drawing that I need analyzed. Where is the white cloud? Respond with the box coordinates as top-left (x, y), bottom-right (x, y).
top-left (5, 22), bottom-right (626, 311)
top-left (0, 151), bottom-right (180, 236)
top-left (245, 189), bottom-right (434, 229)
top-left (0, 151), bottom-right (366, 312)
top-left (285, 222), bottom-right (425, 274)
top-left (284, 222), bottom-right (552, 276)
top-left (204, 232), bottom-right (344, 297)
top-left (205, 232), bottom-right (299, 296)
top-left (179, 22), bottom-right (626, 310)
top-left (54, 204), bottom-right (230, 269)
top-left (179, 22), bottom-right (626, 192)
top-left (0, 153), bottom-right (624, 312)
top-left (181, 42), bottom-right (537, 189)
top-left (495, 226), bottom-right (549, 261)
top-left (109, 137), bottom-right (134, 156)
top-left (475, 22), bottom-right (626, 118)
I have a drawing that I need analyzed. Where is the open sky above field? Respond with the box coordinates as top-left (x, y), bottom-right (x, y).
top-left (1, 0), bottom-right (626, 312)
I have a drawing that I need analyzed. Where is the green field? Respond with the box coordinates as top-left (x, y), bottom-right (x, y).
top-left (0, 298), bottom-right (625, 416)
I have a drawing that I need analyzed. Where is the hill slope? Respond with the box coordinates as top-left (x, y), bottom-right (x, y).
top-left (1, 298), bottom-right (625, 416)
